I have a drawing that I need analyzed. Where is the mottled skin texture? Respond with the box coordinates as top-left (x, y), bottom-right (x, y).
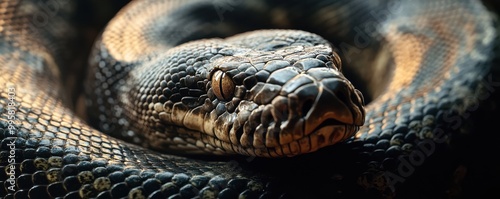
top-left (1, 0), bottom-right (500, 199)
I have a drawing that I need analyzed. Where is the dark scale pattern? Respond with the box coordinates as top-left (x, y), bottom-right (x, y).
top-left (0, 80), bottom-right (276, 198)
top-left (2, 0), bottom-right (500, 198)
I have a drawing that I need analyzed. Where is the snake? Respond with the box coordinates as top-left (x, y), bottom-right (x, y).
top-left (1, 0), bottom-right (499, 198)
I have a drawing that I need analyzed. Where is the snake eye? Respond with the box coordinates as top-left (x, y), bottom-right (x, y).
top-left (211, 70), bottom-right (235, 101)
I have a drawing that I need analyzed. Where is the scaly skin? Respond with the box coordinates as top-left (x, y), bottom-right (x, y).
top-left (1, 0), bottom-right (499, 198)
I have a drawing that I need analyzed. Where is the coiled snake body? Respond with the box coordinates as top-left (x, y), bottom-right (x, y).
top-left (1, 0), bottom-right (499, 198)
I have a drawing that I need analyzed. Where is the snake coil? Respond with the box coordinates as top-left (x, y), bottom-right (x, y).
top-left (1, 0), bottom-right (499, 198)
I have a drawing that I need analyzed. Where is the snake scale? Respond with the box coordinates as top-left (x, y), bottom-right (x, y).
top-left (1, 0), bottom-right (500, 198)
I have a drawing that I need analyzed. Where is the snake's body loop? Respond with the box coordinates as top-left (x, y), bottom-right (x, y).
top-left (1, 0), bottom-right (499, 198)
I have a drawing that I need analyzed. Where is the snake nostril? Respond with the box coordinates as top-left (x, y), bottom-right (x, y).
top-left (301, 99), bottom-right (314, 117)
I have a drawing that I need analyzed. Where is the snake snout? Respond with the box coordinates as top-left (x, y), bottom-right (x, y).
top-left (272, 67), bottom-right (365, 154)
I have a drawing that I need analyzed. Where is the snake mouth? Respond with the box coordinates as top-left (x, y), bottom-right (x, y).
top-left (311, 118), bottom-right (344, 133)
top-left (307, 118), bottom-right (356, 150)
top-left (227, 117), bottom-right (360, 157)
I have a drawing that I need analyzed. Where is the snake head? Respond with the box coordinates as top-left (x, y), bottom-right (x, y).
top-left (127, 30), bottom-right (365, 157)
top-left (204, 31), bottom-right (365, 157)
